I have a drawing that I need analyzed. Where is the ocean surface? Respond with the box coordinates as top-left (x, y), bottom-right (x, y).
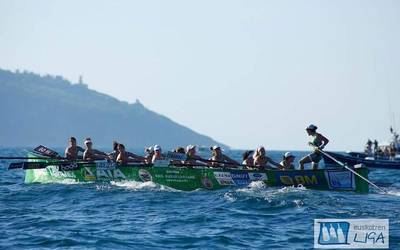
top-left (0, 147), bottom-right (399, 249)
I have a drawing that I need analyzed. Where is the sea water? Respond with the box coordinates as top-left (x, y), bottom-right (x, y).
top-left (0, 147), bottom-right (399, 249)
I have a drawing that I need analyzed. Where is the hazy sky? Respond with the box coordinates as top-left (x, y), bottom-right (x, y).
top-left (1, 0), bottom-right (399, 150)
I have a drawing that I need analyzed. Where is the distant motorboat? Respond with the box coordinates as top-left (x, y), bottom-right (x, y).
top-left (323, 151), bottom-right (400, 170)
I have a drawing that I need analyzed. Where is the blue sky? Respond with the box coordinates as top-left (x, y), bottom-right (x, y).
top-left (1, 0), bottom-right (399, 150)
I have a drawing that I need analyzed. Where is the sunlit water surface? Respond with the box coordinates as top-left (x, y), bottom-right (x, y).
top-left (0, 148), bottom-right (399, 249)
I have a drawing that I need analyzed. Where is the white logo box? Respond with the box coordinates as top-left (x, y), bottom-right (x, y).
top-left (314, 219), bottom-right (389, 249)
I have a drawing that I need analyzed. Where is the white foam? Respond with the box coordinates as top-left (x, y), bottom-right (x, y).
top-left (385, 189), bottom-right (400, 197)
top-left (110, 180), bottom-right (180, 192)
top-left (223, 192), bottom-right (237, 202)
top-left (111, 180), bottom-right (157, 190)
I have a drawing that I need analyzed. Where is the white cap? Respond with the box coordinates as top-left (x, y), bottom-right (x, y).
top-left (84, 138), bottom-right (92, 145)
top-left (186, 145), bottom-right (196, 152)
top-left (284, 152), bottom-right (295, 158)
top-left (210, 145), bottom-right (220, 150)
top-left (154, 145), bottom-right (161, 151)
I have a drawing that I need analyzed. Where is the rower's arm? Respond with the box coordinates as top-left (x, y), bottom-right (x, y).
top-left (93, 149), bottom-right (108, 156)
top-left (318, 133), bottom-right (330, 149)
top-left (223, 155), bottom-right (240, 166)
top-left (267, 157), bottom-right (281, 168)
top-left (188, 155), bottom-right (207, 165)
top-left (64, 148), bottom-right (70, 158)
top-left (127, 152), bottom-right (146, 161)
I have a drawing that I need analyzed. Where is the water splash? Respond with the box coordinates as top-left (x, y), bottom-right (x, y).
top-left (110, 180), bottom-right (180, 192)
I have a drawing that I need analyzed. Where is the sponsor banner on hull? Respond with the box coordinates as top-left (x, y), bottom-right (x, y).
top-left (325, 170), bottom-right (355, 191)
top-left (213, 171), bottom-right (268, 186)
top-left (274, 171), bottom-right (320, 187)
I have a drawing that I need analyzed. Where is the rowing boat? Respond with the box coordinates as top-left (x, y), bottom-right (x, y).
top-left (21, 154), bottom-right (369, 193)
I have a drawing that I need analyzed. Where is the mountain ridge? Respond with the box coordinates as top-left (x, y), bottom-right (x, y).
top-left (0, 68), bottom-right (228, 149)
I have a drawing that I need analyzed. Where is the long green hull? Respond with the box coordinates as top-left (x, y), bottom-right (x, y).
top-left (24, 162), bottom-right (369, 193)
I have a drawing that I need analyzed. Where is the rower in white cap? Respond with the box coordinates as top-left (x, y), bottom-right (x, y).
top-left (151, 145), bottom-right (163, 163)
top-left (279, 152), bottom-right (296, 170)
top-left (82, 138), bottom-right (110, 161)
top-left (185, 145), bottom-right (206, 165)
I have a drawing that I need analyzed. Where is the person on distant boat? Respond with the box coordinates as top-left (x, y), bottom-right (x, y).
top-left (82, 138), bottom-right (110, 161)
top-left (185, 145), bottom-right (206, 166)
top-left (65, 137), bottom-right (85, 160)
top-left (116, 144), bottom-right (145, 164)
top-left (242, 150), bottom-right (254, 168)
top-left (208, 146), bottom-right (239, 167)
top-left (299, 124), bottom-right (329, 170)
top-left (364, 139), bottom-right (373, 156)
top-left (373, 140), bottom-right (379, 155)
top-left (279, 152), bottom-right (295, 170)
top-left (389, 143), bottom-right (397, 160)
top-left (108, 141), bottom-right (120, 162)
top-left (151, 145), bottom-right (164, 163)
top-left (253, 146), bottom-right (280, 170)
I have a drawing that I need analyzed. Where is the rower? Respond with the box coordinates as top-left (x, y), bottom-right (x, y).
top-left (82, 138), bottom-right (110, 161)
top-left (299, 124), bottom-right (329, 170)
top-left (108, 141), bottom-right (120, 162)
top-left (242, 150), bottom-right (254, 168)
top-left (208, 145), bottom-right (239, 167)
top-left (170, 147), bottom-right (186, 165)
top-left (253, 146), bottom-right (280, 170)
top-left (151, 145), bottom-right (163, 163)
top-left (185, 145), bottom-right (206, 165)
top-left (116, 144), bottom-right (145, 164)
top-left (279, 152), bottom-right (295, 170)
top-left (144, 146), bottom-right (154, 164)
top-left (64, 137), bottom-right (84, 160)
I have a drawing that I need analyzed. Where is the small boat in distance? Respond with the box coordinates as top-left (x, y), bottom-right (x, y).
top-left (323, 127), bottom-right (400, 170)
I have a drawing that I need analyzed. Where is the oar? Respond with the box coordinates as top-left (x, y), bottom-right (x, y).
top-left (185, 158), bottom-right (278, 169)
top-left (315, 147), bottom-right (386, 193)
top-left (0, 156), bottom-right (56, 160)
top-left (9, 161), bottom-right (49, 170)
top-left (33, 145), bottom-right (65, 159)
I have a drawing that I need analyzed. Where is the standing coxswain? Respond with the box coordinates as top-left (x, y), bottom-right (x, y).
top-left (299, 124), bottom-right (329, 170)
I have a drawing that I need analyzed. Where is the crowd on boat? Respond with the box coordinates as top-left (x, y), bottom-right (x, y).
top-left (64, 124), bottom-right (329, 170)
top-left (363, 127), bottom-right (400, 159)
